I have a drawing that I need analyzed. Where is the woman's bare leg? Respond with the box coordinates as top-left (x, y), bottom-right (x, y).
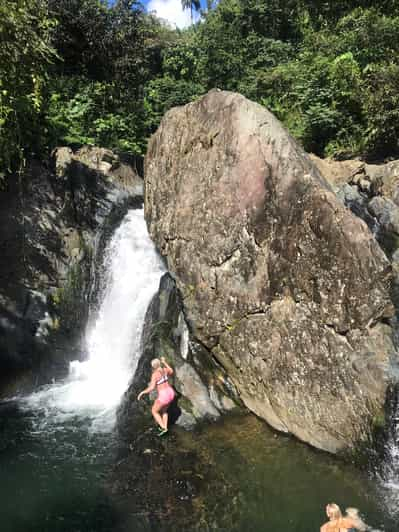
top-left (151, 400), bottom-right (165, 429)
top-left (161, 407), bottom-right (169, 430)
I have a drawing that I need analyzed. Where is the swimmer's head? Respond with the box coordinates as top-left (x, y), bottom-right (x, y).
top-left (345, 507), bottom-right (366, 531)
top-left (326, 503), bottom-right (342, 520)
top-left (345, 508), bottom-right (359, 518)
top-left (151, 358), bottom-right (161, 369)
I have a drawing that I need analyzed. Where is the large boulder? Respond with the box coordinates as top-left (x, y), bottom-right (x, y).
top-left (145, 89), bottom-right (398, 453)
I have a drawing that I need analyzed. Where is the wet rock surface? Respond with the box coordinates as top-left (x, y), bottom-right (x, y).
top-left (108, 424), bottom-right (238, 532)
top-left (113, 271), bottom-right (243, 530)
top-left (0, 147), bottom-right (142, 395)
top-left (145, 89), bottom-right (398, 453)
top-left (118, 273), bottom-right (241, 436)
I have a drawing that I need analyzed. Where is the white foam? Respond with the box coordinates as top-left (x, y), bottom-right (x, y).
top-left (378, 399), bottom-right (399, 519)
top-left (21, 209), bottom-right (164, 431)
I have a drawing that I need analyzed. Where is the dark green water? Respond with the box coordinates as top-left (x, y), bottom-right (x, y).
top-left (181, 416), bottom-right (399, 531)
top-left (0, 401), bottom-right (120, 532)
top-left (0, 398), bottom-right (398, 532)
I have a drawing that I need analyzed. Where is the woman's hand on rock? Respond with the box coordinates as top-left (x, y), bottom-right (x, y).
top-left (137, 392), bottom-right (143, 401)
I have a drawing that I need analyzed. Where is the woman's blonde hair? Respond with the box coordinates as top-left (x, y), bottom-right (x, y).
top-left (151, 358), bottom-right (161, 369)
top-left (326, 503), bottom-right (342, 520)
top-left (345, 507), bottom-right (367, 531)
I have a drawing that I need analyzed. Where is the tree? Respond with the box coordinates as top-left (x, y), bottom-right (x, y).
top-left (0, 0), bottom-right (56, 176)
top-left (195, 0), bottom-right (299, 91)
top-left (181, 0), bottom-right (201, 21)
top-left (47, 0), bottom-right (109, 78)
top-left (45, 0), bottom-right (175, 155)
top-left (4, 0), bottom-right (399, 169)
top-left (362, 63), bottom-right (399, 156)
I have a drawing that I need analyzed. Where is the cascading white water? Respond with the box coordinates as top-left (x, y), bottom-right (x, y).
top-left (380, 391), bottom-right (399, 519)
top-left (21, 209), bottom-right (164, 430)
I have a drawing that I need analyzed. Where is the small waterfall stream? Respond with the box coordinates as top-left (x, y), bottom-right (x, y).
top-left (19, 208), bottom-right (164, 429)
top-left (380, 390), bottom-right (399, 520)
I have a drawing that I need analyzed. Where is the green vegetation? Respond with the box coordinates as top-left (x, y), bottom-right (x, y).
top-left (2, 0), bottom-right (399, 178)
top-left (0, 0), bottom-right (56, 176)
top-left (193, 1), bottom-right (399, 158)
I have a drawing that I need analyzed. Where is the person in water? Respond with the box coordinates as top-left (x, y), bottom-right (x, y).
top-left (137, 356), bottom-right (175, 436)
top-left (320, 503), bottom-right (367, 532)
top-left (345, 508), bottom-right (367, 531)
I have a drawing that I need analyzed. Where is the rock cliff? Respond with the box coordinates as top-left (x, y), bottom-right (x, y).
top-left (0, 146), bottom-right (142, 395)
top-left (145, 89), bottom-right (398, 453)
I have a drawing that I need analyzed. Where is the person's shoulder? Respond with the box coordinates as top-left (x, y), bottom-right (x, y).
top-left (341, 517), bottom-right (356, 527)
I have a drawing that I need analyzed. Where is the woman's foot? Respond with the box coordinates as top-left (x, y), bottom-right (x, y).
top-left (158, 428), bottom-right (168, 437)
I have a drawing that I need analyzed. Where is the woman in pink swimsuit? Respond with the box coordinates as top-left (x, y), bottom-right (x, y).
top-left (137, 356), bottom-right (175, 436)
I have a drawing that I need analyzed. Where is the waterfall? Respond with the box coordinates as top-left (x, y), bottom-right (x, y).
top-left (20, 208), bottom-right (164, 430)
top-left (380, 390), bottom-right (399, 518)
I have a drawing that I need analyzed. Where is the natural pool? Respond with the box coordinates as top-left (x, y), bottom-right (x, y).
top-left (0, 400), bottom-right (119, 532)
top-left (178, 415), bottom-right (398, 531)
top-left (1, 398), bottom-right (397, 532)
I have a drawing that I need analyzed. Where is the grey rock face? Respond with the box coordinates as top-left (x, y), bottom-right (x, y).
top-left (0, 147), bottom-right (142, 395)
top-left (145, 90), bottom-right (398, 453)
top-left (369, 197), bottom-right (399, 239)
top-left (311, 155), bottom-right (399, 256)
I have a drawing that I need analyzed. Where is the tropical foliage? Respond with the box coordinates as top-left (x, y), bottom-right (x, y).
top-left (0, 0), bottom-right (56, 176)
top-left (2, 0), bottom-right (399, 177)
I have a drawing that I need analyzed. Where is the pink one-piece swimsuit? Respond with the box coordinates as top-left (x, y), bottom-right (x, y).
top-left (156, 371), bottom-right (175, 406)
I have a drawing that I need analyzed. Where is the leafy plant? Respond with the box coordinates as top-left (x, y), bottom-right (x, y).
top-left (0, 0), bottom-right (56, 176)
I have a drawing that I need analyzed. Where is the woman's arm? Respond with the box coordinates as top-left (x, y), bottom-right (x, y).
top-left (137, 373), bottom-right (157, 400)
top-left (160, 356), bottom-right (173, 375)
